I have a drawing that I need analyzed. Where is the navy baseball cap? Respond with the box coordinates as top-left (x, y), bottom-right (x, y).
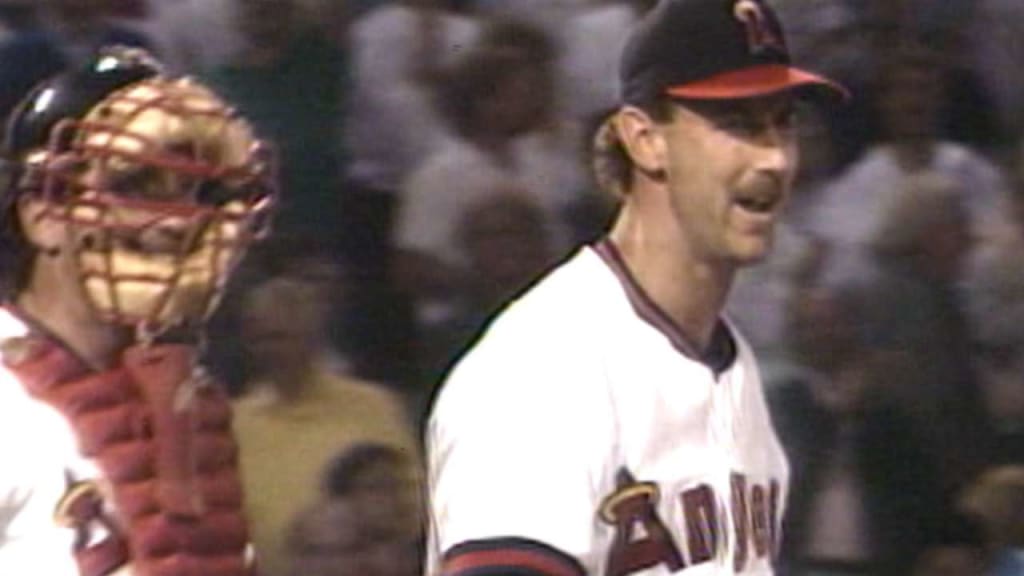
top-left (619, 0), bottom-right (849, 104)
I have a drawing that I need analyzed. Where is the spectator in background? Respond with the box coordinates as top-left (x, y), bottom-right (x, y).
top-left (0, 0), bottom-right (155, 119)
top-left (965, 145), bottom-right (1024, 464)
top-left (910, 512), bottom-right (989, 576)
top-left (808, 37), bottom-right (1012, 289)
top-left (770, 0), bottom-right (866, 88)
top-left (469, 0), bottom-right (586, 37)
top-left (201, 234), bottom-right (346, 395)
top-left (784, 105), bottom-right (845, 230)
top-left (285, 499), bottom-right (366, 576)
top-left (205, 0), bottom-right (346, 246)
top-left (233, 263), bottom-right (419, 576)
top-left (820, 3), bottom-right (1006, 170)
top-left (324, 443), bottom-right (423, 562)
top-left (854, 173), bottom-right (994, 497)
top-left (394, 20), bottom-right (578, 336)
top-left (480, 17), bottom-right (589, 217)
top-left (120, 0), bottom-right (242, 74)
top-left (958, 212), bottom-right (1024, 451)
top-left (415, 193), bottom-right (556, 418)
top-left (0, 0), bottom-right (39, 43)
top-left (286, 443), bottom-right (423, 576)
top-left (971, 0), bottom-right (1024, 145)
top-left (958, 466), bottom-right (1024, 576)
top-left (344, 0), bottom-right (480, 278)
top-left (560, 0), bottom-right (657, 127)
top-left (340, 0), bottom-right (481, 390)
top-left (969, 307), bottom-right (1024, 466)
top-left (771, 283), bottom-right (946, 576)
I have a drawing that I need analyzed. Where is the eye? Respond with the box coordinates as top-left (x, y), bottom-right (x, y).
top-left (774, 106), bottom-right (797, 133)
top-left (195, 181), bottom-right (237, 206)
top-left (713, 112), bottom-right (764, 137)
top-left (197, 178), bottom-right (273, 208)
top-left (106, 164), bottom-right (162, 198)
top-left (715, 106), bottom-right (797, 139)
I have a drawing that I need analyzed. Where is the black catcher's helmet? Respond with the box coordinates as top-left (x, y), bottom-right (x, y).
top-left (0, 46), bottom-right (277, 336)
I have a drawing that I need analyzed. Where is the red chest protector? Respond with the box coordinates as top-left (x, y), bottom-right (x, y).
top-left (4, 333), bottom-right (254, 576)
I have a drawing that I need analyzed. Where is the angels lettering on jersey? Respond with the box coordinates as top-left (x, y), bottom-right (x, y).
top-left (600, 468), bottom-right (781, 575)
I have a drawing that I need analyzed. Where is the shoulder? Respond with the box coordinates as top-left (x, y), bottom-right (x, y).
top-left (466, 247), bottom-right (617, 352)
top-left (0, 317), bottom-right (80, 486)
top-left (432, 248), bottom-right (622, 419)
top-left (933, 142), bottom-right (1003, 175)
top-left (827, 146), bottom-right (898, 187)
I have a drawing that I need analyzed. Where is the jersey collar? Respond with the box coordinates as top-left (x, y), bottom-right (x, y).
top-left (593, 238), bottom-right (737, 376)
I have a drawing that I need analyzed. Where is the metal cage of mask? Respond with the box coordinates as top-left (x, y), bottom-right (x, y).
top-left (25, 76), bottom-right (277, 338)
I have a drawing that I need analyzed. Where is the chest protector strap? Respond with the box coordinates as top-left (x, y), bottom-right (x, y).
top-left (4, 333), bottom-right (254, 576)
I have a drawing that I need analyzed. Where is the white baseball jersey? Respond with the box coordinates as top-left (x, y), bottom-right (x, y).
top-left (0, 309), bottom-right (119, 576)
top-left (427, 240), bottom-right (789, 576)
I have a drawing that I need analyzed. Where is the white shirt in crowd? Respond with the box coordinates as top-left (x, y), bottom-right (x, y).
top-left (395, 128), bottom-right (584, 271)
top-left (345, 3), bottom-right (481, 193)
top-left (560, 2), bottom-right (640, 123)
top-left (806, 141), bottom-right (1013, 287)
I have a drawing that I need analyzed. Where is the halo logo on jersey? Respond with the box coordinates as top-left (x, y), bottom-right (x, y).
top-left (600, 469), bottom-right (684, 576)
top-left (54, 471), bottom-right (129, 576)
top-left (599, 468), bottom-right (781, 575)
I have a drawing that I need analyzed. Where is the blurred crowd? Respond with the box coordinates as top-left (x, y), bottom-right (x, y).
top-left (0, 0), bottom-right (1022, 575)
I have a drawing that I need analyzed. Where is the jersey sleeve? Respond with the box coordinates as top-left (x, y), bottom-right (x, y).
top-left (426, 335), bottom-right (615, 576)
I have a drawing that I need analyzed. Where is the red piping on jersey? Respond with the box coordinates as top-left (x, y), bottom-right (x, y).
top-left (442, 548), bottom-right (584, 576)
top-left (592, 239), bottom-right (736, 376)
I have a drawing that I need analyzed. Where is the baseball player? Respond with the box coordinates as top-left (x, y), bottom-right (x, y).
top-left (426, 1), bottom-right (847, 575)
top-left (0, 47), bottom-right (275, 575)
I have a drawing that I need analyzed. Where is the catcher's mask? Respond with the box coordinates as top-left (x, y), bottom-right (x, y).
top-left (10, 49), bottom-right (276, 338)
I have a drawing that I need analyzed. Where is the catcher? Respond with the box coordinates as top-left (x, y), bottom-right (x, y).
top-left (0, 46), bottom-right (276, 576)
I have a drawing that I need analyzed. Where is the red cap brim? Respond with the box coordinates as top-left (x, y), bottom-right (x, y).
top-left (664, 64), bottom-right (850, 101)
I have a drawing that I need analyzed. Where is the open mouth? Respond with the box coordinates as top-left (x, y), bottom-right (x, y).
top-left (735, 195), bottom-right (779, 214)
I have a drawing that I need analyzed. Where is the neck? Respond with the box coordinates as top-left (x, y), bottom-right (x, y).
top-left (607, 197), bottom-right (733, 352)
top-left (16, 257), bottom-right (131, 370)
top-left (890, 139), bottom-right (936, 170)
top-left (263, 356), bottom-right (319, 402)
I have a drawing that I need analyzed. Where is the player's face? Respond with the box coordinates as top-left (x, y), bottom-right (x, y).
top-left (659, 94), bottom-right (798, 266)
top-left (24, 78), bottom-right (274, 334)
top-left (66, 193), bottom-right (258, 330)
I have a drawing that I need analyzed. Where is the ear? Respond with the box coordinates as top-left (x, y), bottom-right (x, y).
top-left (16, 197), bottom-right (64, 255)
top-left (613, 106), bottom-right (668, 176)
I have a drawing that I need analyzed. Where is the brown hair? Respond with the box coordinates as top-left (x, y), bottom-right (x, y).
top-left (589, 98), bottom-right (672, 198)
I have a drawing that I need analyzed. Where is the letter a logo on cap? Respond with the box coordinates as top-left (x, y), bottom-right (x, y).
top-left (733, 0), bottom-right (783, 55)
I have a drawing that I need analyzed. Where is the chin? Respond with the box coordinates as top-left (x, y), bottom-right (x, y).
top-left (729, 240), bottom-right (773, 266)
